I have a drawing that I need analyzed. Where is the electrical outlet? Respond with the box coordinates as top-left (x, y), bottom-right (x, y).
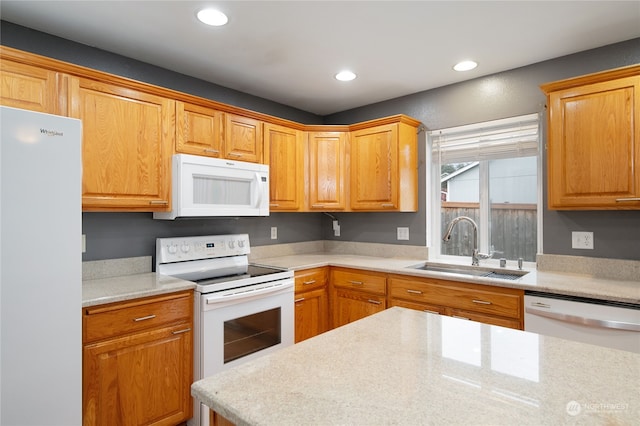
top-left (572, 231), bottom-right (593, 249)
top-left (82, 234), bottom-right (86, 253)
top-left (271, 227), bottom-right (278, 240)
top-left (397, 227), bottom-right (409, 240)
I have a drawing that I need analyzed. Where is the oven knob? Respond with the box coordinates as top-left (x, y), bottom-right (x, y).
top-left (238, 240), bottom-right (245, 248)
top-left (181, 243), bottom-right (190, 253)
top-left (228, 240), bottom-right (235, 248)
top-left (167, 244), bottom-right (178, 254)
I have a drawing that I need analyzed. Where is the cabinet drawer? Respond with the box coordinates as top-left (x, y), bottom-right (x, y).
top-left (295, 267), bottom-right (327, 292)
top-left (389, 299), bottom-right (445, 316)
top-left (331, 268), bottom-right (386, 295)
top-left (449, 309), bottom-right (522, 330)
top-left (83, 291), bottom-right (192, 343)
top-left (389, 277), bottom-right (522, 319)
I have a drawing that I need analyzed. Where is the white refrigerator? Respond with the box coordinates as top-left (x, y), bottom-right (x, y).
top-left (0, 106), bottom-right (82, 425)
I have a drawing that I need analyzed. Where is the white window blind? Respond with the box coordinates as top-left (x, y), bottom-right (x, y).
top-left (430, 113), bottom-right (539, 164)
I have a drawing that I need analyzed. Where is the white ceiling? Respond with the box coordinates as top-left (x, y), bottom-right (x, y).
top-left (2, 1), bottom-right (639, 115)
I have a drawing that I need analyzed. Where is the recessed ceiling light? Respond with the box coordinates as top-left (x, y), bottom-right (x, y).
top-left (453, 60), bottom-right (478, 72)
top-left (335, 70), bottom-right (357, 81)
top-left (197, 8), bottom-right (228, 26)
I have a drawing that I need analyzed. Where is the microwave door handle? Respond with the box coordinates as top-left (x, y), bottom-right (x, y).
top-left (255, 172), bottom-right (263, 207)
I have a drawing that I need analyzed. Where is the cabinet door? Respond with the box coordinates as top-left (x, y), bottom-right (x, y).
top-left (308, 131), bottom-right (348, 210)
top-left (225, 113), bottom-right (263, 163)
top-left (295, 288), bottom-right (329, 343)
top-left (350, 124), bottom-right (398, 210)
top-left (0, 59), bottom-right (63, 114)
top-left (547, 74), bottom-right (640, 209)
top-left (83, 323), bottom-right (193, 426)
top-left (264, 123), bottom-right (304, 211)
top-left (176, 101), bottom-right (224, 157)
top-left (70, 77), bottom-right (174, 211)
top-left (332, 289), bottom-right (385, 328)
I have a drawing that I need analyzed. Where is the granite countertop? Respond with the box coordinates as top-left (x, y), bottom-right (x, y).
top-left (192, 307), bottom-right (639, 426)
top-left (82, 272), bottom-right (195, 307)
top-left (253, 254), bottom-right (640, 304)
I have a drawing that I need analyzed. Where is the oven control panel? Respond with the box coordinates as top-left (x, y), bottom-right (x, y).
top-left (156, 234), bottom-right (250, 263)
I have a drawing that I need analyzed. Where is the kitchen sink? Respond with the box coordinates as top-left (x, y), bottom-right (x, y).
top-left (406, 262), bottom-right (528, 280)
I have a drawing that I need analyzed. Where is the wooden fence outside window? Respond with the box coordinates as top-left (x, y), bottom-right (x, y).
top-left (441, 202), bottom-right (537, 262)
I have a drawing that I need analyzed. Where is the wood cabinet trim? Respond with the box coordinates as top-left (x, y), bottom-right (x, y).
top-left (540, 64), bottom-right (640, 94)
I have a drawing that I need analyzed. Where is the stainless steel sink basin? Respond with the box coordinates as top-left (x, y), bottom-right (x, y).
top-left (406, 262), bottom-right (528, 280)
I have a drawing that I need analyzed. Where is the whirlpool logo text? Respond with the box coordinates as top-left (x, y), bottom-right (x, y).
top-left (40, 128), bottom-right (64, 137)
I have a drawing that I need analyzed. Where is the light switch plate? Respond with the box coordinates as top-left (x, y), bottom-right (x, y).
top-left (82, 234), bottom-right (86, 253)
top-left (572, 231), bottom-right (593, 249)
top-left (397, 227), bottom-right (409, 240)
top-left (271, 227), bottom-right (277, 240)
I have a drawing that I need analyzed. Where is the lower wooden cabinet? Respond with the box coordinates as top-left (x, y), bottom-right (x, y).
top-left (82, 291), bottom-right (193, 426)
top-left (388, 275), bottom-right (524, 330)
top-left (294, 267), bottom-right (329, 342)
top-left (330, 267), bottom-right (387, 328)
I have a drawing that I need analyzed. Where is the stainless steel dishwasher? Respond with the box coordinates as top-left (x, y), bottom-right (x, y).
top-left (524, 291), bottom-right (640, 353)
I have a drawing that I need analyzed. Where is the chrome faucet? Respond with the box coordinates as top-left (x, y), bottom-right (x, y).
top-left (442, 216), bottom-right (492, 266)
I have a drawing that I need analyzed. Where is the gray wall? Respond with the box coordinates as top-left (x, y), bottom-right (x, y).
top-left (2, 21), bottom-right (639, 261)
top-left (326, 38), bottom-right (640, 261)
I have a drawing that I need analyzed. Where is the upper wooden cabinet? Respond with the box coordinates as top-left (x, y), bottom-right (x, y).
top-left (1, 47), bottom-right (424, 213)
top-left (70, 76), bottom-right (175, 211)
top-left (264, 122), bottom-right (304, 211)
top-left (176, 101), bottom-right (224, 158)
top-left (307, 131), bottom-right (349, 210)
top-left (542, 65), bottom-right (640, 210)
top-left (349, 118), bottom-right (419, 211)
top-left (0, 59), bottom-right (64, 114)
top-left (225, 113), bottom-right (263, 163)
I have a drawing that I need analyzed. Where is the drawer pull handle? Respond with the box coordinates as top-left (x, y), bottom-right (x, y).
top-left (311, 204), bottom-right (325, 208)
top-left (424, 309), bottom-right (440, 315)
top-left (203, 149), bottom-right (220, 154)
top-left (172, 328), bottom-right (191, 335)
top-left (349, 280), bottom-right (364, 285)
top-left (381, 203), bottom-right (394, 208)
top-left (367, 299), bottom-right (382, 305)
top-left (615, 197), bottom-right (640, 202)
top-left (295, 297), bottom-right (305, 303)
top-left (149, 200), bottom-right (169, 205)
top-left (453, 315), bottom-right (470, 320)
top-left (133, 314), bottom-right (156, 322)
top-left (472, 299), bottom-right (492, 305)
top-left (407, 289), bottom-right (423, 294)
top-left (303, 280), bottom-right (316, 285)
top-left (228, 153), bottom-right (243, 157)
top-left (270, 203), bottom-right (280, 207)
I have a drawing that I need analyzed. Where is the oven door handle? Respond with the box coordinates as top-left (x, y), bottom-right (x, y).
top-left (205, 281), bottom-right (292, 305)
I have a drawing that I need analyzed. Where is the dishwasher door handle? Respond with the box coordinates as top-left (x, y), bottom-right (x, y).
top-left (525, 306), bottom-right (640, 332)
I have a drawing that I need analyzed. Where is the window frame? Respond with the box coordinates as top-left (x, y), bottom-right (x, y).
top-left (427, 114), bottom-right (543, 267)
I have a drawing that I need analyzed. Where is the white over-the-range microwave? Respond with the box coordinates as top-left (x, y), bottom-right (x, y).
top-left (153, 154), bottom-right (269, 220)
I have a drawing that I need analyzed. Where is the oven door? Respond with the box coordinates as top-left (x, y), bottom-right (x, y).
top-left (200, 278), bottom-right (294, 378)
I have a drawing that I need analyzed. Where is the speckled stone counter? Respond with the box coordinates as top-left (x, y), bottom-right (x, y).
top-left (253, 254), bottom-right (640, 304)
top-left (82, 273), bottom-right (195, 307)
top-left (192, 307), bottom-right (639, 426)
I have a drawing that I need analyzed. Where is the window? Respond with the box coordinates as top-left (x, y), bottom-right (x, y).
top-left (429, 113), bottom-right (541, 263)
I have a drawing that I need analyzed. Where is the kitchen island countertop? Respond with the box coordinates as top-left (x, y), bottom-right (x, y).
top-left (192, 306), bottom-right (639, 426)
